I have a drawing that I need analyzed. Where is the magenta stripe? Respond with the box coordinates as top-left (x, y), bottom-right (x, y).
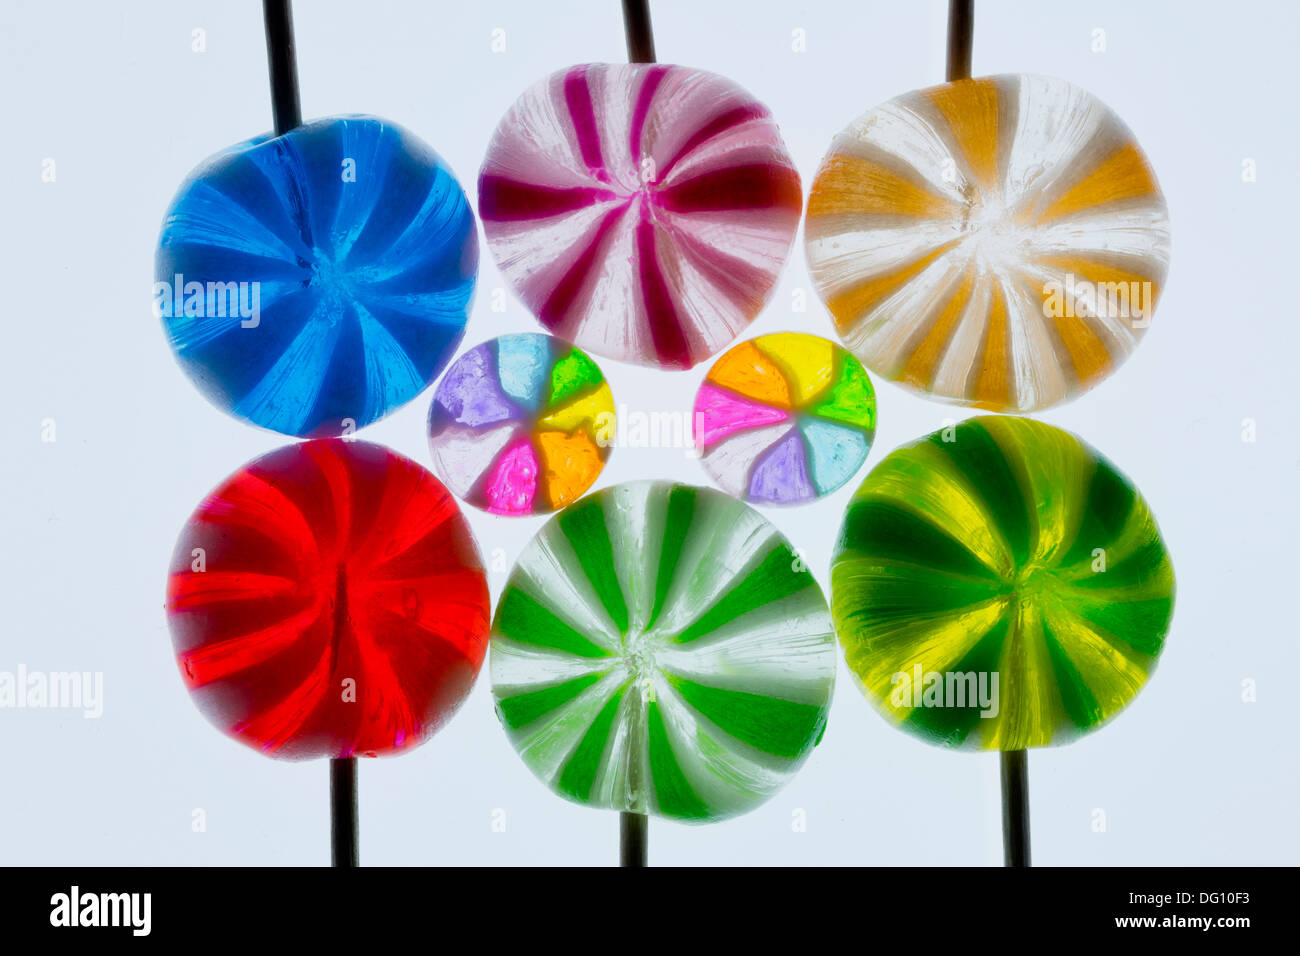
top-left (635, 215), bottom-right (692, 369)
top-left (628, 65), bottom-right (670, 160)
top-left (659, 105), bottom-right (767, 178)
top-left (478, 175), bottom-right (617, 222)
top-left (563, 66), bottom-right (606, 179)
top-left (672, 227), bottom-right (771, 316)
top-left (658, 164), bottom-right (802, 214)
top-left (694, 383), bottom-right (789, 447)
top-left (538, 207), bottom-right (626, 337)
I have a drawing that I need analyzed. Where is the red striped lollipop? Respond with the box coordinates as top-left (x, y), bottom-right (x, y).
top-left (479, 63), bottom-right (802, 370)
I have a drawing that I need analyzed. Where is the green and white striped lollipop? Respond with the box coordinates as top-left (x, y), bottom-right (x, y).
top-left (490, 481), bottom-right (836, 823)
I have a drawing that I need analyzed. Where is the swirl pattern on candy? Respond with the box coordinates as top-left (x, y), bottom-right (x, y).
top-left (156, 115), bottom-right (477, 437)
top-left (805, 75), bottom-right (1170, 412)
top-left (491, 482), bottom-right (835, 822)
top-left (428, 333), bottom-right (614, 516)
top-left (694, 333), bottom-right (876, 504)
top-left (831, 416), bottom-right (1174, 751)
top-left (166, 440), bottom-right (490, 759)
top-left (479, 63), bottom-right (802, 370)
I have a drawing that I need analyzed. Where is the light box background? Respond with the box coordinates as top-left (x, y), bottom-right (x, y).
top-left (0, 0), bottom-right (1295, 865)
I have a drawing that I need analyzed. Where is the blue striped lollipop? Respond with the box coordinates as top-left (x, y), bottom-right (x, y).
top-left (155, 115), bottom-right (476, 437)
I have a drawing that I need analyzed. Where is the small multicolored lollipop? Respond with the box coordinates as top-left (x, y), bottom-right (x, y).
top-left (491, 482), bottom-right (835, 835)
top-left (831, 416), bottom-right (1174, 857)
top-left (804, 74), bottom-right (1170, 412)
top-left (428, 333), bottom-right (615, 516)
top-left (156, 114), bottom-right (477, 437)
top-left (478, 63), bottom-right (802, 370)
top-left (166, 439), bottom-right (491, 759)
top-left (693, 333), bottom-right (877, 505)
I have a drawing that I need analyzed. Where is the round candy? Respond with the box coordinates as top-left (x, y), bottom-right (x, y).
top-left (165, 439), bottom-right (490, 759)
top-left (156, 115), bottom-right (477, 437)
top-left (693, 332), bottom-right (876, 505)
top-left (479, 63), bottom-right (802, 370)
top-left (805, 75), bottom-right (1170, 412)
top-left (428, 333), bottom-right (615, 516)
top-left (830, 416), bottom-right (1174, 751)
top-left (491, 482), bottom-right (835, 822)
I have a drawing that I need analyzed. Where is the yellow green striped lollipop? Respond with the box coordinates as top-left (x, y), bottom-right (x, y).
top-left (831, 415), bottom-right (1174, 751)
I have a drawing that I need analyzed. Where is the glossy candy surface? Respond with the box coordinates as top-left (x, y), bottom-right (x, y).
top-left (166, 440), bottom-right (490, 759)
top-left (491, 482), bottom-right (835, 822)
top-left (156, 115), bottom-right (477, 437)
top-left (693, 333), bottom-right (876, 504)
top-left (830, 416), bottom-right (1174, 751)
top-left (428, 333), bottom-right (615, 516)
top-left (479, 63), bottom-right (802, 370)
top-left (805, 75), bottom-right (1170, 412)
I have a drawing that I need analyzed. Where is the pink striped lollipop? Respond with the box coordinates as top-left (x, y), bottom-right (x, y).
top-left (479, 63), bottom-right (802, 370)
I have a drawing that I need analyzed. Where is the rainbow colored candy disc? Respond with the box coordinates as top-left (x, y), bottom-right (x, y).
top-left (491, 482), bottom-right (835, 822)
top-left (830, 416), bottom-right (1175, 751)
top-left (805, 75), bottom-right (1170, 412)
top-left (428, 334), bottom-right (614, 516)
top-left (479, 63), bottom-right (802, 370)
top-left (693, 333), bottom-right (876, 505)
top-left (166, 440), bottom-right (490, 759)
top-left (156, 115), bottom-right (477, 437)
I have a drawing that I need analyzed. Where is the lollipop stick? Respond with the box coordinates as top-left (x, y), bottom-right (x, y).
top-left (263, 0), bottom-right (302, 134)
top-left (615, 1), bottom-right (655, 856)
top-left (330, 758), bottom-right (359, 867)
top-left (266, 0), bottom-right (348, 866)
top-left (622, 0), bottom-right (657, 64)
top-left (946, 0), bottom-right (974, 82)
top-left (1000, 750), bottom-right (1031, 867)
top-left (620, 811), bottom-right (647, 867)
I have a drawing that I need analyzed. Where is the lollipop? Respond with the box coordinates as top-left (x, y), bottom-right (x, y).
top-left (804, 73), bottom-right (1170, 412)
top-left (831, 416), bottom-right (1174, 857)
top-left (157, 0), bottom-right (485, 867)
top-left (478, 62), bottom-right (802, 370)
top-left (428, 333), bottom-right (615, 516)
top-left (491, 482), bottom-right (835, 843)
top-left (166, 439), bottom-right (489, 864)
top-left (155, 114), bottom-right (477, 437)
top-left (166, 439), bottom-right (491, 758)
top-left (693, 332), bottom-right (877, 504)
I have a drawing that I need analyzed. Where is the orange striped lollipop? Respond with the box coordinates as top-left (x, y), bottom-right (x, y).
top-left (805, 74), bottom-right (1170, 412)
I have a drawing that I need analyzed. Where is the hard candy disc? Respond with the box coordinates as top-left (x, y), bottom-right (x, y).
top-left (479, 63), bottom-right (801, 370)
top-left (428, 333), bottom-right (615, 516)
top-left (805, 75), bottom-right (1170, 412)
top-left (166, 439), bottom-right (490, 759)
top-left (491, 481), bottom-right (835, 822)
top-left (693, 332), bottom-right (876, 504)
top-left (830, 416), bottom-right (1175, 750)
top-left (156, 115), bottom-right (477, 437)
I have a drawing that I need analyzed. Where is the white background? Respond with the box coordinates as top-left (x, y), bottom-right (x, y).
top-left (1, 0), bottom-right (1296, 865)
